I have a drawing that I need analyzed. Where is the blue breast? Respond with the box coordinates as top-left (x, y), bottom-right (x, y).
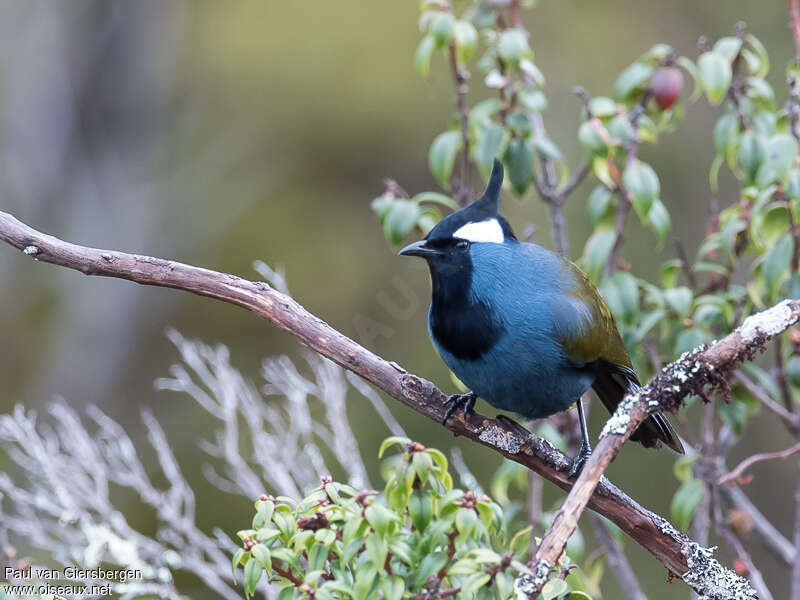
top-left (428, 241), bottom-right (594, 419)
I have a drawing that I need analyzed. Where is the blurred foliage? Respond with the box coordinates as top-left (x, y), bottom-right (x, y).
top-left (234, 439), bottom-right (597, 600)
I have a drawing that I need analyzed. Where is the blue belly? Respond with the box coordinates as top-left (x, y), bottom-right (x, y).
top-left (433, 331), bottom-right (594, 419)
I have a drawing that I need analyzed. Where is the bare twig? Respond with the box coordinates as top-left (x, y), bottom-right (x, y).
top-left (591, 515), bottom-right (647, 600)
top-left (717, 441), bottom-right (800, 486)
top-left (0, 210), bottom-right (783, 597)
top-left (733, 370), bottom-right (797, 431)
top-left (793, 453), bottom-right (800, 600)
top-left (790, 0), bottom-right (800, 64)
top-left (447, 39), bottom-right (472, 206)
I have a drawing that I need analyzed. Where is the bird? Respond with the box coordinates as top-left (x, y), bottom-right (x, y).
top-left (399, 158), bottom-right (684, 475)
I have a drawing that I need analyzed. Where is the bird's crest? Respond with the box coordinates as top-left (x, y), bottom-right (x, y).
top-left (425, 159), bottom-right (515, 244)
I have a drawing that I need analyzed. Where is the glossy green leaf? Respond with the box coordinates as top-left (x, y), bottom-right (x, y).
top-left (599, 271), bottom-right (639, 323)
top-left (475, 123), bottom-right (509, 179)
top-left (430, 13), bottom-right (454, 49)
top-left (533, 135), bottom-right (563, 162)
top-left (453, 20), bottom-right (478, 63)
top-left (614, 62), bottom-right (653, 100)
top-left (623, 161), bottom-right (660, 218)
top-left (504, 137), bottom-right (534, 196)
top-left (738, 130), bottom-right (766, 184)
top-left (697, 51), bottom-right (732, 105)
top-left (429, 131), bottom-right (462, 188)
top-left (415, 35), bottom-right (435, 78)
top-left (582, 229), bottom-right (617, 281)
top-left (647, 199), bottom-right (671, 243)
top-left (586, 185), bottom-right (613, 227)
top-left (712, 36), bottom-right (743, 60)
top-left (578, 121), bottom-right (608, 155)
top-left (251, 544), bottom-right (272, 573)
top-left (588, 96), bottom-right (617, 118)
top-left (663, 286), bottom-right (693, 317)
top-left (519, 89), bottom-right (547, 112)
top-left (541, 579), bottom-right (570, 600)
top-left (383, 200), bottom-right (421, 245)
top-left (244, 557), bottom-right (263, 598)
top-left (670, 479), bottom-right (705, 531)
top-left (497, 29), bottom-right (530, 66)
top-left (761, 233), bottom-right (794, 297)
top-left (756, 134), bottom-right (797, 187)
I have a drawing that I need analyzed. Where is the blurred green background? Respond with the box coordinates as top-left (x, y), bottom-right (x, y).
top-left (0, 1), bottom-right (796, 597)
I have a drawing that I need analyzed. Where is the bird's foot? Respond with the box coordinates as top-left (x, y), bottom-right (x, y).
top-left (568, 443), bottom-right (592, 478)
top-left (442, 392), bottom-right (477, 424)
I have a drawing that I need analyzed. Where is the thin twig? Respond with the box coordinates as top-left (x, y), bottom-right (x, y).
top-left (733, 370), bottom-right (797, 430)
top-left (591, 515), bottom-right (648, 600)
top-left (717, 441), bottom-right (800, 485)
top-left (790, 0), bottom-right (800, 64)
top-left (792, 453), bottom-right (800, 600)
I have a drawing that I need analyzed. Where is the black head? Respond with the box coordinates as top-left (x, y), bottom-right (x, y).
top-left (398, 159), bottom-right (516, 264)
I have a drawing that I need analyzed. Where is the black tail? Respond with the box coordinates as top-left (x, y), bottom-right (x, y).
top-left (591, 362), bottom-right (684, 454)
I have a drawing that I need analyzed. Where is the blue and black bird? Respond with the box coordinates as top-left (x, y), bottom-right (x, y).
top-left (400, 159), bottom-right (683, 475)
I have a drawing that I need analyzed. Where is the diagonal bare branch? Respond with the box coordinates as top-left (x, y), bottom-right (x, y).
top-left (0, 209), bottom-right (787, 597)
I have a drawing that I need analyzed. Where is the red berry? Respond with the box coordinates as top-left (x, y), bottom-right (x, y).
top-left (651, 67), bottom-right (683, 110)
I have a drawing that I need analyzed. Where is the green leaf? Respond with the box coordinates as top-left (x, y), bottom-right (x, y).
top-left (761, 233), bottom-right (794, 298)
top-left (429, 131), bottom-right (463, 188)
top-left (712, 36), bottom-right (743, 60)
top-left (647, 199), bottom-right (671, 243)
top-left (468, 98), bottom-right (504, 133)
top-left (675, 328), bottom-right (708, 355)
top-left (567, 592), bottom-right (594, 600)
top-left (533, 135), bottom-right (563, 162)
top-left (415, 35), bottom-right (435, 78)
top-left (365, 503), bottom-right (397, 537)
top-left (746, 77), bottom-right (775, 110)
top-left (588, 97), bottom-right (617, 118)
top-left (738, 130), bottom-right (766, 184)
top-left (383, 200), bottom-right (421, 245)
top-left (475, 123), bottom-right (509, 179)
top-left (413, 191), bottom-right (458, 211)
top-left (497, 29), bottom-right (530, 66)
top-left (788, 355), bottom-right (800, 388)
top-left (663, 286), bottom-right (693, 317)
top-left (614, 62), bottom-right (653, 100)
top-left (365, 534), bottom-right (388, 569)
top-left (231, 548), bottom-right (244, 584)
top-left (381, 577), bottom-right (405, 600)
top-left (578, 121), bottom-right (608, 155)
top-left (244, 557), bottom-right (263, 598)
top-left (670, 479), bottom-right (705, 531)
top-left (251, 544), bottom-right (272, 573)
top-left (673, 453), bottom-right (699, 483)
top-left (541, 579), bottom-right (570, 600)
top-left (713, 113), bottom-right (739, 156)
top-left (430, 13), bottom-right (454, 49)
top-left (600, 271), bottom-right (639, 323)
top-left (660, 259), bottom-right (683, 288)
top-left (581, 229), bottom-right (617, 281)
top-left (504, 137), bottom-right (534, 196)
top-left (408, 490), bottom-right (434, 533)
top-left (519, 89), bottom-right (547, 112)
top-left (586, 185), bottom-right (613, 227)
top-left (461, 572), bottom-right (492, 595)
top-left (697, 51), bottom-right (732, 105)
top-left (379, 436), bottom-right (411, 458)
top-left (453, 21), bottom-right (477, 63)
top-left (756, 134), bottom-right (797, 188)
top-left (623, 160), bottom-right (660, 218)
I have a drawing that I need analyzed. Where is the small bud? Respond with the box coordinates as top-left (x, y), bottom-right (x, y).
top-left (258, 494), bottom-right (268, 502)
top-left (733, 559), bottom-right (748, 575)
top-left (320, 475), bottom-right (333, 486)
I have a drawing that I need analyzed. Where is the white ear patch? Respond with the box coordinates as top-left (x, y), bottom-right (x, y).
top-left (452, 218), bottom-right (504, 243)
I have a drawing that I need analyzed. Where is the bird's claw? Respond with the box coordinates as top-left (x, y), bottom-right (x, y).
top-left (568, 443), bottom-right (592, 478)
top-left (442, 392), bottom-right (476, 424)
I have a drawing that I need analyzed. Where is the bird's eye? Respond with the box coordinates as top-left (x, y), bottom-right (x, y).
top-left (455, 239), bottom-right (469, 251)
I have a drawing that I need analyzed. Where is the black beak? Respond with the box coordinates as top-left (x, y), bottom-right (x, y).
top-left (398, 240), bottom-right (440, 258)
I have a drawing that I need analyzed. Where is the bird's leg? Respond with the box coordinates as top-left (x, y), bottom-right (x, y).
top-left (568, 399), bottom-right (593, 478)
top-left (442, 391), bottom-right (477, 424)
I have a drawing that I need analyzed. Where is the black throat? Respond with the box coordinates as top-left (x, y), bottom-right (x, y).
top-left (428, 259), bottom-right (505, 361)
